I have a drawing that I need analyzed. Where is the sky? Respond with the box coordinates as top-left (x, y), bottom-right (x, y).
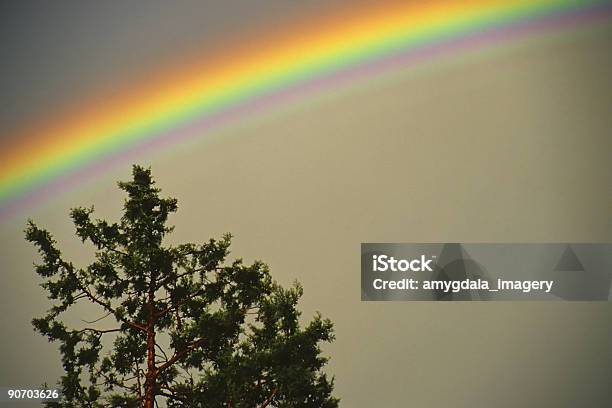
top-left (1, 1), bottom-right (611, 407)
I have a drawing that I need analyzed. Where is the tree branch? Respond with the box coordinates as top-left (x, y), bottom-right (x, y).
top-left (76, 285), bottom-right (147, 332)
top-left (157, 337), bottom-right (207, 373)
top-left (155, 342), bottom-right (169, 361)
top-left (258, 388), bottom-right (277, 408)
top-left (156, 286), bottom-right (208, 319)
top-left (81, 311), bottom-right (112, 324)
top-left (88, 228), bottom-right (129, 257)
top-left (157, 255), bottom-right (218, 289)
top-left (76, 327), bottom-right (121, 334)
top-left (135, 360), bottom-right (143, 402)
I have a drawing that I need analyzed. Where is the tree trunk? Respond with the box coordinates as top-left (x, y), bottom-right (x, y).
top-left (144, 289), bottom-right (157, 408)
top-left (144, 331), bottom-right (156, 408)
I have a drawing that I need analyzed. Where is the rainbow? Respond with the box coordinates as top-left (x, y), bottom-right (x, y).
top-left (1, 0), bottom-right (610, 218)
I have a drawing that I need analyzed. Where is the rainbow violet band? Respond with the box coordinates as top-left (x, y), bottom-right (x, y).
top-left (0, 0), bottom-right (610, 218)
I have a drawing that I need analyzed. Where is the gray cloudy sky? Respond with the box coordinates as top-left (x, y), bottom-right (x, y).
top-left (1, 2), bottom-right (611, 407)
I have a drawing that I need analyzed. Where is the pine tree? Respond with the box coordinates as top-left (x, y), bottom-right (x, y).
top-left (26, 165), bottom-right (338, 408)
